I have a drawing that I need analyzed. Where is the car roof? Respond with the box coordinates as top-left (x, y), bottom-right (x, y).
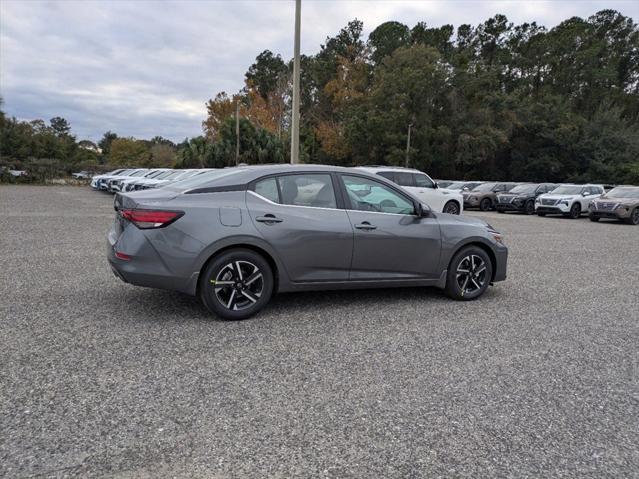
top-left (169, 164), bottom-right (418, 196)
top-left (356, 166), bottom-right (425, 174)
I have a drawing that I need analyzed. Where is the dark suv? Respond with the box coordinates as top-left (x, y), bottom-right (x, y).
top-left (495, 183), bottom-right (557, 215)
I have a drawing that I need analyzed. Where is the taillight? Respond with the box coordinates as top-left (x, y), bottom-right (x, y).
top-left (119, 209), bottom-right (183, 229)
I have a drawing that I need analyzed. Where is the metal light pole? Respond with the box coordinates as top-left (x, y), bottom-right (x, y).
top-left (235, 99), bottom-right (240, 166)
top-left (405, 123), bottom-right (412, 168)
top-left (290, 0), bottom-right (301, 164)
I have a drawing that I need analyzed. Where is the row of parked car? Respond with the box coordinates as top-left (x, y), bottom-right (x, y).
top-left (89, 166), bottom-right (639, 225)
top-left (90, 168), bottom-right (211, 192)
top-left (436, 178), bottom-right (639, 225)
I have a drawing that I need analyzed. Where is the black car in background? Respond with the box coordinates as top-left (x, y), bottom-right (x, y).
top-left (495, 183), bottom-right (558, 214)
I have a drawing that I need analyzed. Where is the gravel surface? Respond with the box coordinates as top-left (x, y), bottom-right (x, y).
top-left (1, 185), bottom-right (638, 478)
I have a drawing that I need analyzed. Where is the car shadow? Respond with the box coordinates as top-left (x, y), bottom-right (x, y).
top-left (115, 284), bottom-right (505, 323)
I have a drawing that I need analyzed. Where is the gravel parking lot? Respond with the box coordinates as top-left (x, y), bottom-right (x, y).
top-left (1, 185), bottom-right (638, 478)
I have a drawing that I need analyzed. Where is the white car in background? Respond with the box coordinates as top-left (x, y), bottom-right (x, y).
top-left (133, 169), bottom-right (209, 190)
top-left (356, 166), bottom-right (464, 215)
top-left (535, 184), bottom-right (605, 219)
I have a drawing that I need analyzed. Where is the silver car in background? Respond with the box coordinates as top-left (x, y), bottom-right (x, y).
top-left (108, 165), bottom-right (508, 320)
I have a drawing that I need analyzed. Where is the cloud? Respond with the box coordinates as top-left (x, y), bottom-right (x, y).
top-left (1, 0), bottom-right (637, 142)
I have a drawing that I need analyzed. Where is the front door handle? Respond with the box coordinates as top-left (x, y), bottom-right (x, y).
top-left (256, 214), bottom-right (283, 224)
top-left (355, 221), bottom-right (377, 230)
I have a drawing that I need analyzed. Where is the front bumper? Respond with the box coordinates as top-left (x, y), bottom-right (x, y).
top-left (535, 206), bottom-right (567, 215)
top-left (589, 209), bottom-right (630, 220)
top-left (493, 244), bottom-right (508, 283)
top-left (495, 202), bottom-right (524, 212)
top-left (463, 197), bottom-right (480, 208)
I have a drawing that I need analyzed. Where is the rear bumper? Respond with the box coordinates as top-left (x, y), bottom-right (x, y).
top-left (106, 227), bottom-right (194, 295)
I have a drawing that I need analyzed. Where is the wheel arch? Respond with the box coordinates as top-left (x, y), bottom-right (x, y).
top-left (448, 240), bottom-right (497, 282)
top-left (192, 237), bottom-right (285, 297)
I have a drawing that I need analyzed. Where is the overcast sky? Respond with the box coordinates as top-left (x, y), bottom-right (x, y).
top-left (1, 0), bottom-right (637, 143)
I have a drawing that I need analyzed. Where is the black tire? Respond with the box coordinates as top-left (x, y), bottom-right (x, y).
top-left (568, 202), bottom-right (581, 219)
top-left (626, 207), bottom-right (639, 225)
top-left (524, 200), bottom-right (535, 215)
top-left (445, 246), bottom-right (493, 301)
top-left (589, 215), bottom-right (600, 222)
top-left (497, 209), bottom-right (505, 214)
top-left (479, 198), bottom-right (492, 211)
top-left (199, 249), bottom-right (274, 320)
top-left (537, 212), bottom-right (546, 217)
top-left (443, 201), bottom-right (460, 215)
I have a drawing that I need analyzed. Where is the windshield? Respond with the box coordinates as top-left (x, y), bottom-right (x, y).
top-left (154, 170), bottom-right (177, 180)
top-left (508, 184), bottom-right (537, 194)
top-left (129, 170), bottom-right (149, 177)
top-left (472, 183), bottom-right (497, 192)
top-left (168, 168), bottom-right (245, 190)
top-left (446, 182), bottom-right (465, 189)
top-left (145, 170), bottom-right (167, 178)
top-left (605, 187), bottom-right (639, 198)
top-left (551, 185), bottom-right (583, 195)
top-left (116, 169), bottom-right (133, 176)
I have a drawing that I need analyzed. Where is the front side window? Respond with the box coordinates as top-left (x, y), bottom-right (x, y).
top-left (394, 172), bottom-right (414, 187)
top-left (414, 174), bottom-right (435, 188)
top-left (342, 175), bottom-right (415, 215)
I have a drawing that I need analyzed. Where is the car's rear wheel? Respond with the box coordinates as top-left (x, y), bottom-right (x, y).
top-left (200, 249), bottom-right (273, 320)
top-left (445, 246), bottom-right (493, 301)
top-left (443, 201), bottom-right (460, 215)
top-left (567, 202), bottom-right (581, 219)
top-left (479, 198), bottom-right (491, 211)
top-left (626, 207), bottom-right (639, 225)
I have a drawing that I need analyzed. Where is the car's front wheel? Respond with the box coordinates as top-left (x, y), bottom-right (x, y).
top-left (443, 201), bottom-right (460, 215)
top-left (626, 207), bottom-right (639, 225)
top-left (445, 246), bottom-right (493, 301)
top-left (200, 249), bottom-right (274, 320)
top-left (525, 200), bottom-right (535, 215)
top-left (589, 215), bottom-right (600, 222)
top-left (479, 198), bottom-right (492, 211)
top-left (566, 202), bottom-right (581, 219)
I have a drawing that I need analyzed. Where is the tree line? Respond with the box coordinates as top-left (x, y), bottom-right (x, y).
top-left (1, 9), bottom-right (638, 184)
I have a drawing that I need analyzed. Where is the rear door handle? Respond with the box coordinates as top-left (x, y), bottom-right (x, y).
top-left (355, 221), bottom-right (377, 230)
top-left (256, 214), bottom-right (283, 224)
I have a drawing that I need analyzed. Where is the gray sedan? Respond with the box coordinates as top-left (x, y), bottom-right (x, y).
top-left (108, 165), bottom-right (508, 320)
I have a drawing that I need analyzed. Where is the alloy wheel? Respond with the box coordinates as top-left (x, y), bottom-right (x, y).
top-left (455, 255), bottom-right (487, 296)
top-left (632, 208), bottom-right (639, 225)
top-left (570, 203), bottom-right (581, 219)
top-left (212, 261), bottom-right (264, 311)
top-left (444, 201), bottom-right (460, 215)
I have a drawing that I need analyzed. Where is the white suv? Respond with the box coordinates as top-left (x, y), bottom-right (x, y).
top-left (535, 184), bottom-right (605, 219)
top-left (356, 167), bottom-right (464, 214)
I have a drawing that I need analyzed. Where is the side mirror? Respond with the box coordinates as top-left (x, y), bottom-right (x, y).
top-left (417, 203), bottom-right (431, 217)
top-left (433, 182), bottom-right (439, 189)
top-left (582, 191), bottom-right (589, 197)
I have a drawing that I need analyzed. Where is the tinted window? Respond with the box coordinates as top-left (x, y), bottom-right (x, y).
top-left (277, 174), bottom-right (337, 209)
top-left (414, 174), bottom-right (435, 188)
top-left (342, 175), bottom-right (414, 215)
top-left (376, 172), bottom-right (395, 182)
top-left (254, 178), bottom-right (279, 203)
top-left (394, 172), bottom-right (414, 187)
